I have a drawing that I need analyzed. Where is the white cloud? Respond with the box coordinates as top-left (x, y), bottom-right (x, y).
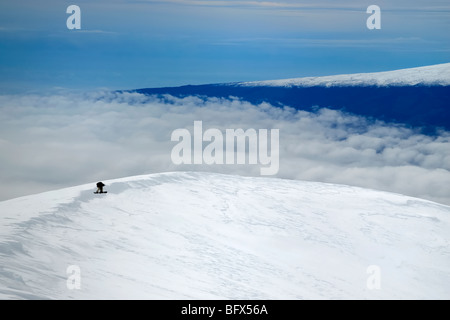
top-left (0, 92), bottom-right (449, 205)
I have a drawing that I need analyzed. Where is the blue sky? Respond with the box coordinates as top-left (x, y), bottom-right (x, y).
top-left (0, 0), bottom-right (449, 92)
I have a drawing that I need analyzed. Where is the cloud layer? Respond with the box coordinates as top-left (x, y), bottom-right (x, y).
top-left (0, 91), bottom-right (449, 205)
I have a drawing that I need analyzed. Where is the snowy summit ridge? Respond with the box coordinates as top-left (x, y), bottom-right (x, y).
top-left (0, 172), bottom-right (449, 300)
top-left (238, 63), bottom-right (450, 87)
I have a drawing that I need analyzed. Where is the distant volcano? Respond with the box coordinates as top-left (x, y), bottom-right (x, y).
top-left (133, 63), bottom-right (450, 133)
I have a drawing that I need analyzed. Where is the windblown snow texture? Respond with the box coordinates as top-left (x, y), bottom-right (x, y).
top-left (134, 63), bottom-right (450, 132)
top-left (0, 172), bottom-right (449, 299)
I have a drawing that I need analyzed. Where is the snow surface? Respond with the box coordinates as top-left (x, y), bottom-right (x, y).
top-left (238, 63), bottom-right (450, 87)
top-left (0, 172), bottom-right (449, 300)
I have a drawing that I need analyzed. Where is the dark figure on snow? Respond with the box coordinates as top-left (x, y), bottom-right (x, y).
top-left (95, 182), bottom-right (105, 194)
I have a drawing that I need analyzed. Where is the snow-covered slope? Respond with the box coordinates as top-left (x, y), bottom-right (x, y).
top-left (0, 172), bottom-right (449, 300)
top-left (238, 63), bottom-right (450, 87)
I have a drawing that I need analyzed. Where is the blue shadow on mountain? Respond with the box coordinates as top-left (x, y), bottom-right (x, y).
top-left (133, 84), bottom-right (450, 134)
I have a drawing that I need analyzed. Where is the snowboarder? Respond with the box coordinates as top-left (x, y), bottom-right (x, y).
top-left (95, 182), bottom-right (106, 194)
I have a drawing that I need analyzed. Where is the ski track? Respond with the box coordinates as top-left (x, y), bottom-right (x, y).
top-left (0, 172), bottom-right (449, 299)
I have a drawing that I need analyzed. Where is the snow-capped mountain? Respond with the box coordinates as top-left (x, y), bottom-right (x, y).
top-left (134, 63), bottom-right (450, 132)
top-left (1, 172), bottom-right (449, 300)
top-left (238, 63), bottom-right (450, 87)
